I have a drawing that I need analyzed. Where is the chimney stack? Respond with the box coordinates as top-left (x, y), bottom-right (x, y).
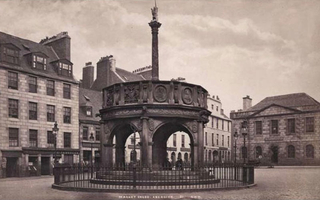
top-left (243, 95), bottom-right (252, 111)
top-left (82, 62), bottom-right (94, 89)
top-left (40, 32), bottom-right (71, 61)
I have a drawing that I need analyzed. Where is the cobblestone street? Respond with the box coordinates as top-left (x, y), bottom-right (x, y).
top-left (0, 166), bottom-right (319, 200)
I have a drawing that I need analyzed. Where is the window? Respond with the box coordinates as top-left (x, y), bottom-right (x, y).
top-left (212, 133), bottom-right (214, 146)
top-left (59, 63), bottom-right (72, 77)
top-left (29, 76), bottom-right (37, 93)
top-left (242, 147), bottom-right (247, 159)
top-left (216, 119), bottom-right (219, 129)
top-left (256, 146), bottom-right (262, 158)
top-left (47, 131), bottom-right (55, 147)
top-left (29, 102), bottom-right (37, 120)
top-left (211, 104), bottom-right (213, 110)
top-left (288, 145), bottom-right (295, 158)
top-left (181, 135), bottom-right (185, 147)
top-left (306, 117), bottom-right (314, 133)
top-left (271, 120), bottom-right (278, 134)
top-left (222, 135), bottom-right (224, 146)
top-left (8, 71), bottom-right (18, 89)
top-left (83, 127), bottom-right (88, 140)
top-left (306, 145), bottom-right (314, 158)
top-left (63, 83), bottom-right (71, 99)
top-left (29, 130), bottom-right (38, 147)
top-left (86, 107), bottom-right (92, 117)
top-left (33, 55), bottom-right (47, 70)
top-left (216, 134), bottom-right (219, 146)
top-left (64, 154), bottom-right (73, 164)
top-left (9, 99), bottom-right (19, 118)
top-left (173, 134), bottom-right (177, 147)
top-left (216, 106), bottom-right (218, 111)
top-left (222, 120), bottom-right (224, 130)
top-left (205, 132), bottom-right (207, 145)
top-left (47, 80), bottom-right (55, 96)
top-left (9, 128), bottom-right (19, 147)
top-left (47, 105), bottom-right (55, 122)
top-left (255, 121), bottom-right (262, 135)
top-left (3, 47), bottom-right (19, 64)
top-left (287, 119), bottom-right (295, 134)
top-left (95, 127), bottom-right (100, 141)
top-left (228, 122), bottom-right (230, 132)
top-left (227, 136), bottom-right (230, 147)
top-left (64, 132), bottom-right (71, 148)
top-left (63, 107), bottom-right (71, 124)
top-left (211, 117), bottom-right (214, 128)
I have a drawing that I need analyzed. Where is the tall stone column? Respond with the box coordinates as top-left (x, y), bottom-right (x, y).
top-left (141, 117), bottom-right (150, 167)
top-left (149, 20), bottom-right (161, 81)
top-left (198, 122), bottom-right (204, 166)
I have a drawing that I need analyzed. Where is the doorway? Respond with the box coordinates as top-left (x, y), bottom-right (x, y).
top-left (6, 157), bottom-right (18, 177)
top-left (271, 146), bottom-right (279, 164)
top-left (41, 157), bottom-right (50, 175)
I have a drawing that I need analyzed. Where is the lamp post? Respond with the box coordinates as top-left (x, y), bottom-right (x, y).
top-left (52, 121), bottom-right (59, 165)
top-left (234, 130), bottom-right (238, 164)
top-left (89, 133), bottom-right (94, 178)
top-left (241, 121), bottom-right (248, 164)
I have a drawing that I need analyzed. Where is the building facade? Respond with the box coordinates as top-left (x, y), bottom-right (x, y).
top-left (230, 93), bottom-right (320, 166)
top-left (0, 31), bottom-right (79, 178)
top-left (205, 95), bottom-right (232, 163)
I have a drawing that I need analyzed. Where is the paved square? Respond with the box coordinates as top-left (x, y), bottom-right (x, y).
top-left (0, 166), bottom-right (319, 200)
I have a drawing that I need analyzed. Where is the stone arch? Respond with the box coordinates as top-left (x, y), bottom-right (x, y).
top-left (108, 122), bottom-right (142, 166)
top-left (152, 122), bottom-right (195, 169)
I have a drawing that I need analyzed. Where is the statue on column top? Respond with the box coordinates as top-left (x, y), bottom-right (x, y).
top-left (151, 1), bottom-right (158, 21)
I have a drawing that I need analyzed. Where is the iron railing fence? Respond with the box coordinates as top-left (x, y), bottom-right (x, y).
top-left (53, 163), bottom-right (254, 191)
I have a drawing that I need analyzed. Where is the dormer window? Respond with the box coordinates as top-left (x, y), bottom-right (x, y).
top-left (59, 62), bottom-right (72, 77)
top-left (86, 107), bottom-right (92, 117)
top-left (2, 46), bottom-right (20, 65)
top-left (33, 55), bottom-right (47, 70)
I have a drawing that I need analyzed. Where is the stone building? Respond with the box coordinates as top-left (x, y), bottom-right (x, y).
top-left (0, 31), bottom-right (79, 178)
top-left (79, 58), bottom-right (152, 164)
top-left (230, 93), bottom-right (320, 166)
top-left (205, 95), bottom-right (232, 163)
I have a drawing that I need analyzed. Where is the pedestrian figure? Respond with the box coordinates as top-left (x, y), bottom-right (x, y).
top-left (176, 158), bottom-right (183, 170)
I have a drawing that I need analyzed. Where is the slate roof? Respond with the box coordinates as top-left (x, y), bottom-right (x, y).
top-left (90, 67), bottom-right (146, 91)
top-left (79, 88), bottom-right (102, 122)
top-left (248, 93), bottom-right (320, 111)
top-left (0, 31), bottom-right (77, 83)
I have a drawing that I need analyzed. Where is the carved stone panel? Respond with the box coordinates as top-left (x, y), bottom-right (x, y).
top-left (106, 88), bottom-right (114, 106)
top-left (124, 84), bottom-right (139, 103)
top-left (154, 85), bottom-right (167, 102)
top-left (182, 88), bottom-right (193, 105)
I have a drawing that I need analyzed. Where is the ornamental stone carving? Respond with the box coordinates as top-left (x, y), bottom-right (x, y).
top-left (124, 84), bottom-right (139, 103)
top-left (154, 85), bottom-right (167, 102)
top-left (182, 88), bottom-right (193, 105)
top-left (106, 88), bottom-right (114, 106)
top-left (185, 120), bottom-right (198, 133)
top-left (148, 118), bottom-right (155, 131)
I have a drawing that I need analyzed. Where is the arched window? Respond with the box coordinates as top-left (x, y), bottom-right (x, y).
top-left (130, 150), bottom-right (137, 162)
top-left (171, 152), bottom-right (176, 164)
top-left (256, 146), bottom-right (262, 158)
top-left (178, 152), bottom-right (182, 160)
top-left (242, 147), bottom-right (247, 159)
top-left (288, 145), bottom-right (295, 158)
top-left (306, 145), bottom-right (314, 158)
top-left (184, 153), bottom-right (188, 162)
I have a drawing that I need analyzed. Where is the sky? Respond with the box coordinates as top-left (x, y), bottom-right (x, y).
top-left (1, 0), bottom-right (319, 115)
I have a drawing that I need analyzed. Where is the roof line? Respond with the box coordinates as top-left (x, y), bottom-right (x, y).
top-left (113, 71), bottom-right (126, 82)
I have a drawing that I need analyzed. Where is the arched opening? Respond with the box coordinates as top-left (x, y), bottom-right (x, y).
top-left (152, 123), bottom-right (194, 169)
top-left (213, 151), bottom-right (218, 163)
top-left (108, 123), bottom-right (141, 167)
